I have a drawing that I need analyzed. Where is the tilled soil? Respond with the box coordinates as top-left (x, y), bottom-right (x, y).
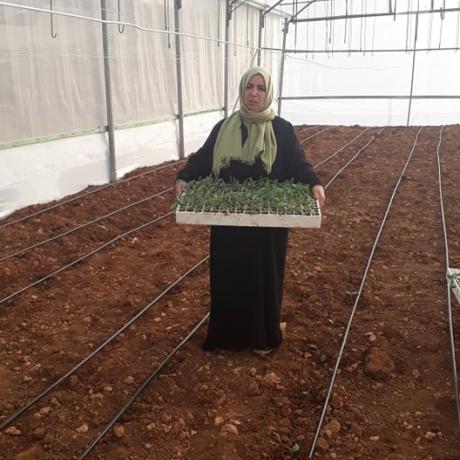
top-left (0, 125), bottom-right (459, 460)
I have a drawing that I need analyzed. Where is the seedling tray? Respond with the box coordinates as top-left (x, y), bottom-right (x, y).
top-left (448, 268), bottom-right (460, 304)
top-left (174, 178), bottom-right (321, 228)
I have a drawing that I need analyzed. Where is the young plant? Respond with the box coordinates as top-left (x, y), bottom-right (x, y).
top-left (172, 177), bottom-right (318, 216)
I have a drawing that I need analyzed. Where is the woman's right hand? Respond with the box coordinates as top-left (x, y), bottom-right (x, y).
top-left (175, 179), bottom-right (187, 196)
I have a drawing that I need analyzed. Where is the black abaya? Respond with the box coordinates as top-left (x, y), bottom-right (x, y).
top-left (176, 116), bottom-right (321, 351)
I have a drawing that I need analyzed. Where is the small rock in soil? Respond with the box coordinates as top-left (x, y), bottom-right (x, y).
top-left (31, 427), bottom-right (46, 440)
top-left (364, 347), bottom-right (395, 381)
top-left (214, 416), bottom-right (224, 426)
top-left (5, 426), bottom-right (22, 436)
top-left (39, 406), bottom-right (51, 416)
top-left (412, 368), bottom-right (421, 379)
top-left (262, 371), bottom-right (281, 386)
top-left (76, 423), bottom-right (89, 433)
top-left (316, 436), bottom-right (330, 452)
top-left (220, 423), bottom-right (239, 436)
top-left (324, 420), bottom-right (341, 435)
top-left (114, 424), bottom-right (125, 438)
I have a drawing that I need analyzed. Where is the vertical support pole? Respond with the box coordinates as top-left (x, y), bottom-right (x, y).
top-left (174, 0), bottom-right (185, 159)
top-left (100, 0), bottom-right (117, 182)
top-left (278, 18), bottom-right (289, 116)
top-left (406, 11), bottom-right (419, 126)
top-left (257, 10), bottom-right (264, 66)
top-left (224, 0), bottom-right (231, 118)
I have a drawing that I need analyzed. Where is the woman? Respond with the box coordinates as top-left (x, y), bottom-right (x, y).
top-left (175, 67), bottom-right (325, 353)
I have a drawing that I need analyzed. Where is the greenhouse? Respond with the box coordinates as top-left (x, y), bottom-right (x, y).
top-left (1, 1), bottom-right (460, 459)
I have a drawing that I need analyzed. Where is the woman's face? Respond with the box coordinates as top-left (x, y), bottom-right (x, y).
top-left (243, 74), bottom-right (267, 112)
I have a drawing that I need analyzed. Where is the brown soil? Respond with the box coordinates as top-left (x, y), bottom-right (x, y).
top-left (0, 125), bottom-right (459, 460)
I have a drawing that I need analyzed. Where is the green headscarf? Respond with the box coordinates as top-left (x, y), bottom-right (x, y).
top-left (212, 66), bottom-right (277, 176)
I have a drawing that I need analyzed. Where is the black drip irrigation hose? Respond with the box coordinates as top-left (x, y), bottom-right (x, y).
top-left (0, 126), bottom-right (362, 264)
top-left (0, 160), bottom-right (185, 230)
top-left (307, 127), bottom-right (424, 458)
top-left (0, 211), bottom-right (174, 307)
top-left (324, 127), bottom-right (386, 189)
top-left (76, 312), bottom-right (210, 460)
top-left (314, 127), bottom-right (371, 169)
top-left (75, 127), bottom-right (386, 458)
top-left (434, 126), bottom-right (460, 426)
top-left (0, 129), bottom-right (372, 308)
top-left (0, 126), bottom-right (337, 261)
top-left (0, 126), bottom-right (387, 449)
top-left (300, 126), bottom-right (332, 144)
top-left (0, 187), bottom-right (174, 263)
top-left (297, 126), bottom-right (319, 137)
top-left (0, 255), bottom-right (209, 431)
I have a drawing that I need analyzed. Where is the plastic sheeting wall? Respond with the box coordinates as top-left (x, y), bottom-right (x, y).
top-left (0, 0), bottom-right (283, 218)
top-left (281, 1), bottom-right (460, 126)
top-left (0, 0), bottom-right (105, 143)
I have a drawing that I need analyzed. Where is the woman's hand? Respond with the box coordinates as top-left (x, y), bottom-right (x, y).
top-left (312, 185), bottom-right (326, 208)
top-left (175, 179), bottom-right (187, 196)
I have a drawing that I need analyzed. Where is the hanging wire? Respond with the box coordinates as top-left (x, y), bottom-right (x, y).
top-left (217, 0), bottom-right (221, 47)
top-left (246, 1), bottom-right (250, 46)
top-left (439, 0), bottom-right (446, 47)
top-left (324, 0), bottom-right (329, 56)
top-left (371, 1), bottom-right (377, 56)
top-left (457, 0), bottom-right (460, 51)
top-left (405, 0), bottom-right (411, 52)
top-left (117, 0), bottom-right (125, 33)
top-left (312, 0), bottom-right (316, 61)
top-left (427, 0), bottom-right (434, 53)
top-left (363, 0), bottom-right (368, 55)
top-left (233, 6), bottom-right (237, 56)
top-left (330, 0), bottom-right (335, 55)
top-left (305, 3), bottom-right (309, 59)
top-left (164, 0), bottom-right (171, 48)
top-left (50, 0), bottom-right (57, 38)
top-left (394, 0), bottom-right (397, 21)
top-left (348, 0), bottom-right (353, 57)
top-left (344, 0), bottom-right (348, 43)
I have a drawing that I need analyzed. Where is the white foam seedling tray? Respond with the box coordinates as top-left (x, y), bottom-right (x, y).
top-left (176, 201), bottom-right (321, 228)
top-left (448, 268), bottom-right (460, 304)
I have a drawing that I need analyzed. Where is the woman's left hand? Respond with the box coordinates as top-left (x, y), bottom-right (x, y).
top-left (312, 185), bottom-right (326, 208)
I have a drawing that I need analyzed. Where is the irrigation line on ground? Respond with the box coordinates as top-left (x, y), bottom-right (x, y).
top-left (308, 127), bottom-right (424, 459)
top-left (0, 125), bottom-right (387, 448)
top-left (75, 126), bottom-right (387, 458)
top-left (435, 126), bottom-right (460, 426)
top-left (0, 127), bottom-right (364, 262)
top-left (0, 160), bottom-right (184, 230)
top-left (0, 187), bottom-right (174, 263)
top-left (77, 312), bottom-right (210, 460)
top-left (297, 126), bottom-right (320, 137)
top-left (0, 211), bottom-right (174, 307)
top-left (313, 127), bottom-right (370, 168)
top-left (300, 126), bottom-right (331, 144)
top-left (0, 255), bottom-right (209, 431)
top-left (324, 127), bottom-right (385, 189)
top-left (0, 129), bottom-right (370, 307)
top-left (0, 124), bottom-right (326, 232)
